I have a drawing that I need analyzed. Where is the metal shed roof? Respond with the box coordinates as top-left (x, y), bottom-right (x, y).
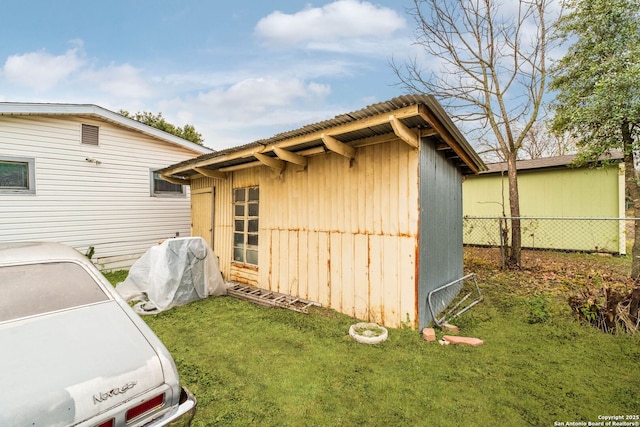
top-left (0, 102), bottom-right (212, 155)
top-left (159, 94), bottom-right (486, 181)
top-left (481, 150), bottom-right (624, 174)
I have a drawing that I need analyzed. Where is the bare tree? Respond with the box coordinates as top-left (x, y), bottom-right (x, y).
top-left (520, 122), bottom-right (576, 159)
top-left (393, 0), bottom-right (557, 267)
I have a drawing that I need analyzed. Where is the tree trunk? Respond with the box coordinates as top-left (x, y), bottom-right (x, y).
top-left (629, 164), bottom-right (640, 281)
top-left (506, 153), bottom-right (522, 267)
top-left (623, 123), bottom-right (640, 282)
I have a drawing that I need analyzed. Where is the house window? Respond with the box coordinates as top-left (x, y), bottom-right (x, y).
top-left (233, 187), bottom-right (259, 265)
top-left (81, 124), bottom-right (99, 145)
top-left (0, 156), bottom-right (35, 193)
top-left (150, 171), bottom-right (184, 197)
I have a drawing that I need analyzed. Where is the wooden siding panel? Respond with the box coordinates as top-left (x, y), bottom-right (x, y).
top-left (380, 141), bottom-right (392, 234)
top-left (353, 233), bottom-right (369, 320)
top-left (399, 236), bottom-right (417, 326)
top-left (270, 230), bottom-right (281, 291)
top-left (278, 230), bottom-right (289, 294)
top-left (358, 146), bottom-right (376, 234)
top-left (208, 139), bottom-right (421, 327)
top-left (357, 146), bottom-right (367, 234)
top-left (306, 231), bottom-right (320, 302)
top-left (317, 232), bottom-right (331, 306)
top-left (287, 230), bottom-right (299, 296)
top-left (373, 145), bottom-right (383, 235)
top-left (329, 232), bottom-right (342, 311)
top-left (230, 264), bottom-right (259, 285)
top-left (397, 142), bottom-right (409, 235)
top-left (382, 236), bottom-right (400, 326)
top-left (298, 230), bottom-right (309, 299)
top-left (233, 168), bottom-right (261, 188)
top-left (258, 220), bottom-right (270, 288)
top-left (368, 234), bottom-right (384, 324)
top-left (217, 179), bottom-right (234, 280)
top-left (388, 141), bottom-right (400, 236)
top-left (341, 232), bottom-right (355, 316)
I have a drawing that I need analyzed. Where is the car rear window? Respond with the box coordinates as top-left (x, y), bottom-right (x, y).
top-left (0, 262), bottom-right (109, 322)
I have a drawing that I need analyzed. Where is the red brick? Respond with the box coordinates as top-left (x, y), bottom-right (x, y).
top-left (442, 335), bottom-right (484, 346)
top-left (441, 323), bottom-right (460, 333)
top-left (422, 327), bottom-right (437, 342)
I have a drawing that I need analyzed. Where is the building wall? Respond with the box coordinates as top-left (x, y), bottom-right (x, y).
top-left (192, 139), bottom-right (421, 328)
top-left (462, 164), bottom-right (625, 252)
top-left (418, 139), bottom-right (464, 329)
top-left (0, 115), bottom-right (201, 270)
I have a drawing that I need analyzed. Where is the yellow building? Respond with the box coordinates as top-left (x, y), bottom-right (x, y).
top-left (463, 153), bottom-right (625, 253)
top-left (160, 95), bottom-right (486, 329)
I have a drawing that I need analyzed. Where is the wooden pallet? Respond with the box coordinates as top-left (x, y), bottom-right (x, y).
top-left (227, 282), bottom-right (321, 314)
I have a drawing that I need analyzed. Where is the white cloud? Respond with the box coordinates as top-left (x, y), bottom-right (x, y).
top-left (156, 76), bottom-right (335, 149)
top-left (80, 63), bottom-right (154, 100)
top-left (255, 0), bottom-right (406, 51)
top-left (3, 47), bottom-right (85, 91)
top-left (194, 77), bottom-right (331, 118)
top-left (0, 43), bottom-right (153, 103)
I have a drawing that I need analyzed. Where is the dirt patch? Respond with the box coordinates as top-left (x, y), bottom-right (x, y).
top-left (465, 247), bottom-right (640, 333)
top-left (464, 247), bottom-right (634, 297)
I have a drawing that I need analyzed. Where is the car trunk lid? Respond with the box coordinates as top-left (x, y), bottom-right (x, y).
top-left (0, 301), bottom-right (166, 426)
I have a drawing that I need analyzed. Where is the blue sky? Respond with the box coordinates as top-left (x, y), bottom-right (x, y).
top-left (0, 0), bottom-right (419, 150)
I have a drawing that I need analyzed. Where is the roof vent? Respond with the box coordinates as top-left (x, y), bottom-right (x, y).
top-left (82, 124), bottom-right (99, 145)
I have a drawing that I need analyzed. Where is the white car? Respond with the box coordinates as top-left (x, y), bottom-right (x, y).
top-left (0, 242), bottom-right (196, 426)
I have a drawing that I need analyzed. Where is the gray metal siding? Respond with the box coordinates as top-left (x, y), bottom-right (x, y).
top-left (418, 138), bottom-right (464, 329)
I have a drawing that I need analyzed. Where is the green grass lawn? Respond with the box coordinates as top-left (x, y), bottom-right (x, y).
top-left (104, 250), bottom-right (640, 426)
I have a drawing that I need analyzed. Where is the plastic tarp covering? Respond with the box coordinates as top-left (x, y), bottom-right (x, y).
top-left (116, 237), bottom-right (226, 314)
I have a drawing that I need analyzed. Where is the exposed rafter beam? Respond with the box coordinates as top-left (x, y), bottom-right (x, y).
top-left (322, 133), bottom-right (355, 159)
top-left (219, 147), bottom-right (325, 172)
top-left (418, 105), bottom-right (480, 174)
top-left (254, 152), bottom-right (285, 173)
top-left (274, 147), bottom-right (307, 167)
top-left (163, 105), bottom-right (421, 175)
top-left (160, 174), bottom-right (190, 185)
top-left (389, 115), bottom-right (419, 149)
top-left (194, 167), bottom-right (227, 180)
top-left (421, 128), bottom-right (439, 138)
top-left (219, 161), bottom-right (262, 172)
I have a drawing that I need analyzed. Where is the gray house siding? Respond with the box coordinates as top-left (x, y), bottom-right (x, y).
top-left (418, 138), bottom-right (464, 329)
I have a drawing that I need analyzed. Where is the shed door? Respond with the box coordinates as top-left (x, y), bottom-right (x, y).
top-left (191, 188), bottom-right (214, 248)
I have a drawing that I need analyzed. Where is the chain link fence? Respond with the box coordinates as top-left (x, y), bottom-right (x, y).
top-left (463, 217), bottom-right (633, 266)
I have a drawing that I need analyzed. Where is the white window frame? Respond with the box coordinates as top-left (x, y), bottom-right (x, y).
top-left (0, 156), bottom-right (35, 194)
top-left (233, 186), bottom-right (259, 266)
top-left (150, 170), bottom-right (185, 197)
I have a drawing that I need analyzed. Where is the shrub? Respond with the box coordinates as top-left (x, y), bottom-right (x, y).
top-left (526, 294), bottom-right (551, 324)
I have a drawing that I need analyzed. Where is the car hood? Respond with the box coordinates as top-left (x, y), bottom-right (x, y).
top-left (0, 301), bottom-right (166, 426)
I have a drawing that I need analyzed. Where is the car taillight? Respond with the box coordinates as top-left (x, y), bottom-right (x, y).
top-left (95, 419), bottom-right (114, 427)
top-left (126, 393), bottom-right (165, 422)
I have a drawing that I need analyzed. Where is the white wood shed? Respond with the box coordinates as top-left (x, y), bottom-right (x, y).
top-left (160, 95), bottom-right (486, 329)
top-left (0, 103), bottom-right (211, 270)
